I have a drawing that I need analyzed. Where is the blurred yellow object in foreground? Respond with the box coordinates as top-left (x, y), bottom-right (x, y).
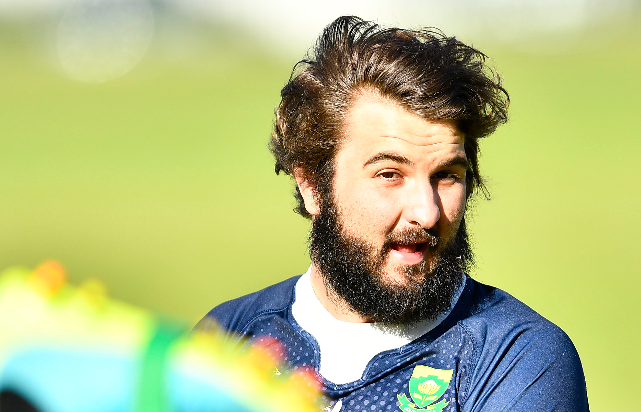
top-left (0, 262), bottom-right (324, 412)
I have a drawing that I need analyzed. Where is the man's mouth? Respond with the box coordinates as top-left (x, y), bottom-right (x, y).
top-left (389, 242), bottom-right (429, 265)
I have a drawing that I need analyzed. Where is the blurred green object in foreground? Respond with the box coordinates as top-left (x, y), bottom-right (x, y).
top-left (0, 262), bottom-right (323, 412)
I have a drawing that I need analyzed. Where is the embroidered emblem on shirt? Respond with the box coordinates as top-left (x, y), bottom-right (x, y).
top-left (397, 365), bottom-right (453, 412)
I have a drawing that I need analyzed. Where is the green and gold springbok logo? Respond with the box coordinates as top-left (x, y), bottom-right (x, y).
top-left (397, 365), bottom-right (453, 412)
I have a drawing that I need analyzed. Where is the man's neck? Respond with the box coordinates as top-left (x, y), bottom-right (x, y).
top-left (309, 265), bottom-right (370, 323)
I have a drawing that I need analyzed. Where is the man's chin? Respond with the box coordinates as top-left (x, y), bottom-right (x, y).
top-left (378, 266), bottom-right (426, 288)
top-left (376, 272), bottom-right (415, 290)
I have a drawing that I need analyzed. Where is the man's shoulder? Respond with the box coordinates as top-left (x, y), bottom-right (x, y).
top-left (455, 278), bottom-right (588, 410)
top-left (195, 275), bottom-right (300, 335)
top-left (462, 277), bottom-right (564, 337)
top-left (458, 277), bottom-right (575, 351)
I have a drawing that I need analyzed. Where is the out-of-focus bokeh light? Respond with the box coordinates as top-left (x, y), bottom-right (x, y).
top-left (57, 0), bottom-right (154, 82)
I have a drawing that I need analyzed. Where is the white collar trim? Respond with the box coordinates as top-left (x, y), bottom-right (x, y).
top-left (291, 267), bottom-right (465, 384)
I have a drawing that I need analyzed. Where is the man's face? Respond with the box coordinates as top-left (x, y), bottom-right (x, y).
top-left (304, 91), bottom-right (471, 324)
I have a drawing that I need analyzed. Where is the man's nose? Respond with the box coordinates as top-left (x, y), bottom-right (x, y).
top-left (403, 180), bottom-right (440, 229)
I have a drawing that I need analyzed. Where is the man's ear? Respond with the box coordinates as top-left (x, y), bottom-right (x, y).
top-left (293, 167), bottom-right (320, 217)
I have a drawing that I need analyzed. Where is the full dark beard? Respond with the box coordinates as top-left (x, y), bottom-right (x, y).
top-left (310, 198), bottom-right (473, 325)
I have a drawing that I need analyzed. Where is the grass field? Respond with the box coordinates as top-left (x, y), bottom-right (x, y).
top-left (1, 16), bottom-right (639, 410)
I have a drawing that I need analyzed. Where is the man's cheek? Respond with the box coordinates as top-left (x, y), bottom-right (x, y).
top-left (442, 199), bottom-right (466, 234)
top-left (340, 205), bottom-right (393, 237)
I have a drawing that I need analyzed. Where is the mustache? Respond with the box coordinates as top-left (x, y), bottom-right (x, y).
top-left (383, 226), bottom-right (440, 250)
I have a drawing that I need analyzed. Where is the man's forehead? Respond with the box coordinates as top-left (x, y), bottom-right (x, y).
top-left (340, 91), bottom-right (465, 151)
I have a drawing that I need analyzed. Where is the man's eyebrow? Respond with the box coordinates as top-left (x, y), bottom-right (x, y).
top-left (438, 155), bottom-right (469, 170)
top-left (363, 152), bottom-right (414, 168)
top-left (363, 153), bottom-right (469, 169)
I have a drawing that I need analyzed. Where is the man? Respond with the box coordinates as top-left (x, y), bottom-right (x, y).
top-left (196, 16), bottom-right (589, 411)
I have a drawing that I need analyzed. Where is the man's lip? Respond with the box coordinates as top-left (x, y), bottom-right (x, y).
top-left (389, 242), bottom-right (428, 265)
top-left (391, 242), bottom-right (427, 253)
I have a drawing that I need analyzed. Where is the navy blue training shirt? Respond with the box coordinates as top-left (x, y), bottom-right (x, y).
top-left (196, 275), bottom-right (589, 411)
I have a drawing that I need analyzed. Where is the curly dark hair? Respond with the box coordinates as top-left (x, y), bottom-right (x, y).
top-left (269, 16), bottom-right (509, 218)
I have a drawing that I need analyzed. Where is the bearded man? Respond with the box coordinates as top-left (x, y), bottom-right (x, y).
top-left (196, 16), bottom-right (589, 411)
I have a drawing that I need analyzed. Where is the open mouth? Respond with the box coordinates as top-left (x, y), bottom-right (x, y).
top-left (389, 242), bottom-right (429, 265)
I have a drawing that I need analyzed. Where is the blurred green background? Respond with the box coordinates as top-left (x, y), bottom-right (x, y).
top-left (1, 1), bottom-right (639, 410)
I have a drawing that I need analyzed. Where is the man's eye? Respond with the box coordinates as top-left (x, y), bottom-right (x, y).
top-left (377, 171), bottom-right (401, 180)
top-left (432, 171), bottom-right (461, 181)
